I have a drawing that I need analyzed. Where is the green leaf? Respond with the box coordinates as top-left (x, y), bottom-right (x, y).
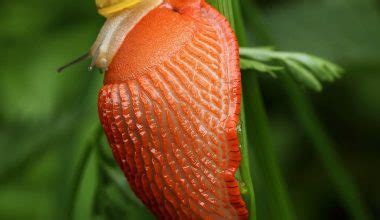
top-left (240, 47), bottom-right (344, 91)
top-left (240, 58), bottom-right (283, 78)
top-left (284, 59), bottom-right (322, 92)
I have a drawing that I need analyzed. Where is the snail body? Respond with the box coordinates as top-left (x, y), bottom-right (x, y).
top-left (95, 0), bottom-right (248, 218)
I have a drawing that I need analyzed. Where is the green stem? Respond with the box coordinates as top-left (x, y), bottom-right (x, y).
top-left (68, 127), bottom-right (103, 220)
top-left (233, 1), bottom-right (296, 220)
top-left (209, 0), bottom-right (296, 219)
top-left (68, 141), bottom-right (94, 220)
top-left (207, 1), bottom-right (256, 219)
top-left (240, 0), bottom-right (371, 219)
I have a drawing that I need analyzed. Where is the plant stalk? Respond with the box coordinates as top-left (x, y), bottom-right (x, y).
top-left (68, 132), bottom-right (97, 220)
top-left (207, 1), bottom-right (256, 219)
top-left (232, 1), bottom-right (296, 220)
top-left (209, 0), bottom-right (297, 219)
top-left (240, 0), bottom-right (371, 219)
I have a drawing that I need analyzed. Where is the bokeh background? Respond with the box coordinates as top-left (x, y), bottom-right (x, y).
top-left (0, 0), bottom-right (379, 219)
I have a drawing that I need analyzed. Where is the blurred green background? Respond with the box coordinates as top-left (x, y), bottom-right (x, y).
top-left (0, 0), bottom-right (379, 219)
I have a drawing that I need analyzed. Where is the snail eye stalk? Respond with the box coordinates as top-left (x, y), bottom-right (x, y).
top-left (57, 0), bottom-right (143, 73)
top-left (57, 53), bottom-right (90, 73)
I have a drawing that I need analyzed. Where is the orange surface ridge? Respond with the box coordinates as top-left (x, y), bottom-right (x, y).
top-left (98, 0), bottom-right (248, 218)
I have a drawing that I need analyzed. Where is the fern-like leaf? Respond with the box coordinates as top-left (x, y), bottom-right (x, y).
top-left (240, 47), bottom-right (344, 91)
top-left (240, 58), bottom-right (283, 78)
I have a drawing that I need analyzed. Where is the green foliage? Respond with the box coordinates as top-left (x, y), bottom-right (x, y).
top-left (240, 1), bottom-right (375, 220)
top-left (240, 57), bottom-right (283, 77)
top-left (240, 47), bottom-right (344, 91)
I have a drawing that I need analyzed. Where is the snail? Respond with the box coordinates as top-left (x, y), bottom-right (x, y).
top-left (79, 0), bottom-right (248, 218)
